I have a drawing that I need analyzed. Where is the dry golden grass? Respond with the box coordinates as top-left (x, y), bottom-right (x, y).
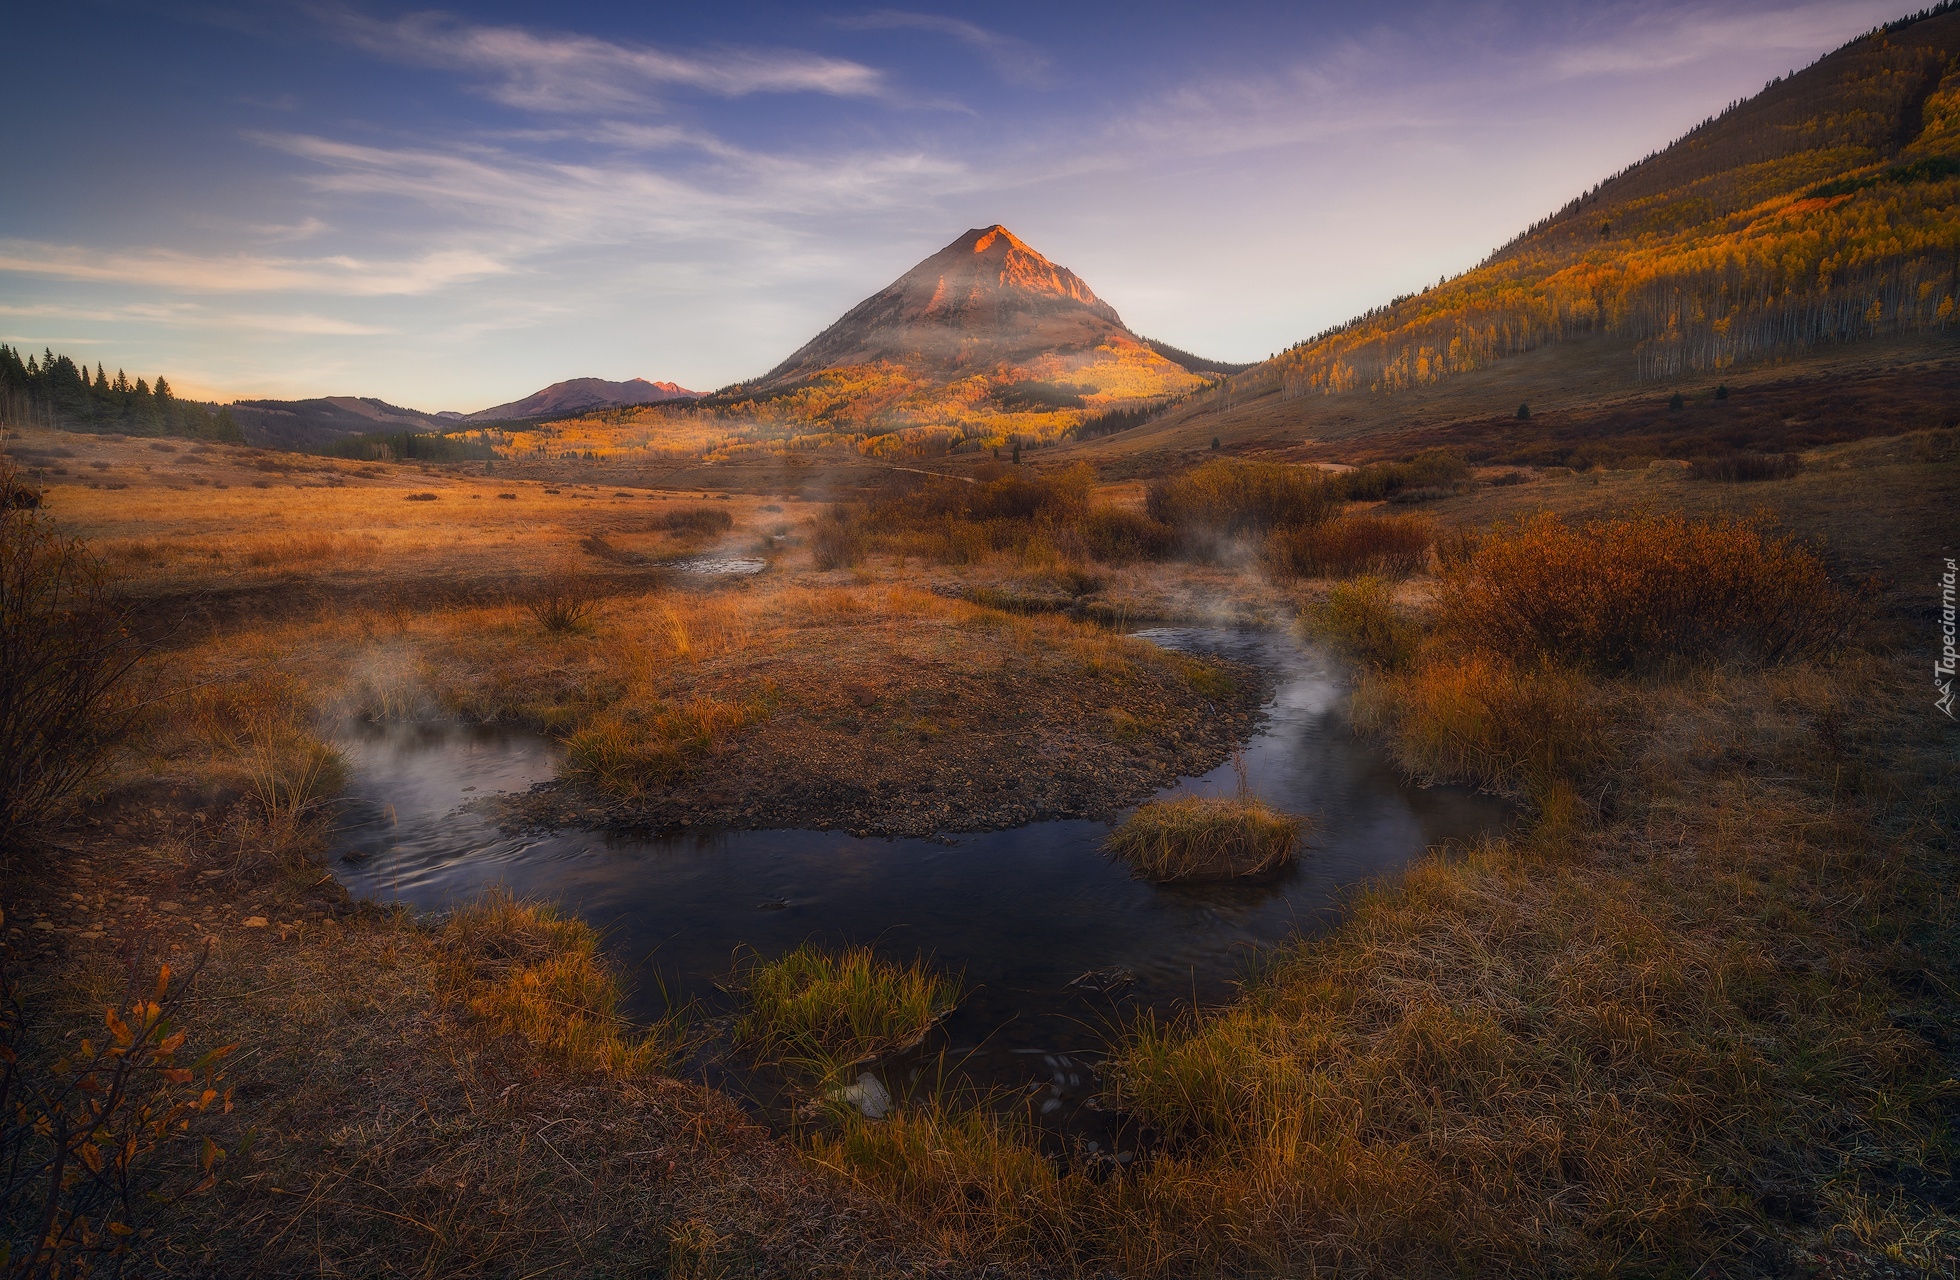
top-left (15, 414), bottom-right (1952, 1275)
top-left (1104, 795), bottom-right (1303, 881)
top-left (441, 888), bottom-right (675, 1076)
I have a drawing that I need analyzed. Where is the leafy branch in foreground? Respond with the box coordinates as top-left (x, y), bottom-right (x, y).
top-left (0, 936), bottom-right (241, 1278)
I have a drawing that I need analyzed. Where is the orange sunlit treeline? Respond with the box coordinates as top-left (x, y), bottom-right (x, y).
top-left (1241, 12), bottom-right (1960, 404)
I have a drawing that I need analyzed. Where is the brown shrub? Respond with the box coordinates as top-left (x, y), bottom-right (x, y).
top-left (1077, 505), bottom-right (1175, 564)
top-left (1311, 576), bottom-right (1422, 671)
top-left (1266, 513), bottom-right (1434, 579)
top-left (1438, 512), bottom-right (1845, 671)
top-left (0, 469), bottom-right (143, 845)
top-left (1145, 459), bottom-right (1333, 543)
top-left (811, 507), bottom-right (865, 569)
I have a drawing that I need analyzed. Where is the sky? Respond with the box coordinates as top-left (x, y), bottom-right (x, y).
top-left (0, 0), bottom-right (1914, 412)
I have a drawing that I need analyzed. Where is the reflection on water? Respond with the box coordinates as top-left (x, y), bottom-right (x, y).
top-left (332, 628), bottom-right (1509, 1141)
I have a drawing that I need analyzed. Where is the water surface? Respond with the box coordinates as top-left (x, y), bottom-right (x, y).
top-left (333, 629), bottom-right (1508, 1143)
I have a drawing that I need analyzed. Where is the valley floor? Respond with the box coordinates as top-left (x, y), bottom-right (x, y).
top-left (2, 411), bottom-right (1956, 1276)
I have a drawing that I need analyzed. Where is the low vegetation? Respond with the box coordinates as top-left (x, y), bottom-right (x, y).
top-left (1436, 510), bottom-right (1846, 670)
top-left (1265, 512), bottom-right (1434, 579)
top-left (1144, 458), bottom-right (1332, 545)
top-left (1104, 795), bottom-right (1303, 881)
top-left (441, 888), bottom-right (674, 1076)
top-left (0, 461), bottom-right (143, 847)
top-left (1328, 450), bottom-right (1469, 502)
top-left (737, 944), bottom-right (959, 1071)
top-left (1688, 450), bottom-right (1802, 482)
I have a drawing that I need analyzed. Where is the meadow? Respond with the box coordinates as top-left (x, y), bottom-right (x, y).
top-left (1, 408), bottom-right (1954, 1277)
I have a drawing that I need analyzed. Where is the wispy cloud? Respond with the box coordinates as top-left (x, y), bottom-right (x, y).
top-left (0, 239), bottom-right (505, 296)
top-left (0, 301), bottom-right (393, 335)
top-left (832, 10), bottom-right (1052, 86)
top-left (1544, 0), bottom-right (1904, 78)
top-left (252, 130), bottom-right (970, 248)
top-left (320, 6), bottom-right (887, 113)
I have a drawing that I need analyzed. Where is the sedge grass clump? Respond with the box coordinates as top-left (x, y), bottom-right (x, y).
top-left (1350, 653), bottom-right (1617, 806)
top-left (441, 888), bottom-right (673, 1075)
top-left (1439, 511), bottom-right (1846, 671)
top-left (736, 944), bottom-right (959, 1068)
top-left (1266, 513), bottom-right (1434, 579)
top-left (526, 571), bottom-right (596, 634)
top-left (805, 1100), bottom-right (1075, 1263)
top-left (1105, 795), bottom-right (1303, 882)
top-left (566, 687), bottom-right (776, 795)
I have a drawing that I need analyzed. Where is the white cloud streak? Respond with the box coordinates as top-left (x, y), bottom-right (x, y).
top-left (832, 10), bottom-right (1053, 85)
top-left (0, 238), bottom-right (506, 296)
top-left (321, 6), bottom-right (887, 112)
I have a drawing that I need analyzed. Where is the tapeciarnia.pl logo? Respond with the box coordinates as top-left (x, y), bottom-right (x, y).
top-left (1939, 556), bottom-right (1957, 719)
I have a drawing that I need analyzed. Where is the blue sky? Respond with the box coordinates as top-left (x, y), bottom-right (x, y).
top-left (0, 0), bottom-right (1909, 411)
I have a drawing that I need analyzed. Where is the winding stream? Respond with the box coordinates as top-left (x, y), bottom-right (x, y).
top-left (331, 628), bottom-right (1509, 1144)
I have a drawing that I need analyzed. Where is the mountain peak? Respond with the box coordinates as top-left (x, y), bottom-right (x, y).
top-left (761, 226), bottom-right (1126, 382)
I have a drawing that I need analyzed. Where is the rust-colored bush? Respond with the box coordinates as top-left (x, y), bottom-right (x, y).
top-left (1266, 513), bottom-right (1434, 579)
top-left (1145, 459), bottom-right (1333, 543)
top-left (1077, 505), bottom-right (1175, 564)
top-left (1438, 512), bottom-right (1845, 670)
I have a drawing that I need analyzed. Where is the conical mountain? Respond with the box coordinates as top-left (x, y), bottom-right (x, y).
top-left (762, 226), bottom-right (1138, 380)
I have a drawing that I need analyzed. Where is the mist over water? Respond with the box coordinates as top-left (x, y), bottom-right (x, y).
top-left (332, 628), bottom-right (1509, 1138)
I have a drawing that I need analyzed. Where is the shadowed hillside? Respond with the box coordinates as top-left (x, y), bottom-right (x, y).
top-left (1107, 4), bottom-right (1960, 454)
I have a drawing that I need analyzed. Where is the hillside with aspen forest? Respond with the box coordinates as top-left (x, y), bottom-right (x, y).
top-left (1087, 3), bottom-right (1960, 460)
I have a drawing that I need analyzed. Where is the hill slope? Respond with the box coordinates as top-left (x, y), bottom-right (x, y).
top-left (1113, 5), bottom-right (1960, 454)
top-left (223, 396), bottom-right (458, 451)
top-left (661, 225), bottom-right (1211, 456)
top-left (464, 377), bottom-right (697, 423)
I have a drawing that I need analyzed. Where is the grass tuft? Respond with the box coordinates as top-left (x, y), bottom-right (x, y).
top-left (441, 888), bottom-right (674, 1076)
top-left (525, 571), bottom-right (597, 634)
top-left (736, 944), bottom-right (959, 1070)
top-left (1105, 795), bottom-right (1304, 881)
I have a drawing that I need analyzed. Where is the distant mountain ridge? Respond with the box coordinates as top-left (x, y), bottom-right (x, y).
top-left (220, 376), bottom-right (698, 450)
top-left (464, 376), bottom-right (697, 422)
top-left (223, 395), bottom-right (456, 451)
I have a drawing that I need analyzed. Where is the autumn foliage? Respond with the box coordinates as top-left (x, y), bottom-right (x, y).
top-left (1436, 511), bottom-right (1845, 671)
